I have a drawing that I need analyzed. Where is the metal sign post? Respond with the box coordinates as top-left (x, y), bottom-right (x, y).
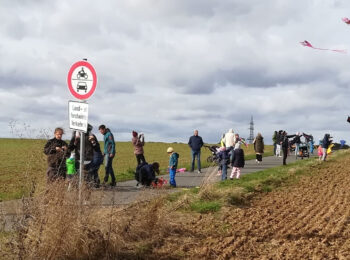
top-left (67, 59), bottom-right (97, 202)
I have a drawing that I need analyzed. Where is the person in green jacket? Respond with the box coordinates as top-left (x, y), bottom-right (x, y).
top-left (99, 125), bottom-right (116, 187)
top-left (66, 152), bottom-right (76, 190)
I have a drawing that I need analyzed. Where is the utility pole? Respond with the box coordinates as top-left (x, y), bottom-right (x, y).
top-left (247, 116), bottom-right (254, 144)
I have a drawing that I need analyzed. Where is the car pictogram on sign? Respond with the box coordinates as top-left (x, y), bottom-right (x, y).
top-left (77, 81), bottom-right (87, 92)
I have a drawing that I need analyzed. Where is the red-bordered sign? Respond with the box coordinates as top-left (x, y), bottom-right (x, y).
top-left (67, 61), bottom-right (97, 100)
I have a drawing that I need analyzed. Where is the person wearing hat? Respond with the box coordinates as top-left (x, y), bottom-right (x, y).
top-left (167, 147), bottom-right (179, 187)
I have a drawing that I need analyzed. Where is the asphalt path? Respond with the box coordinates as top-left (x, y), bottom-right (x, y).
top-left (89, 152), bottom-right (307, 206)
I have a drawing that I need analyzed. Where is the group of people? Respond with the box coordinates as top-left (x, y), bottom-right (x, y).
top-left (44, 124), bottom-right (335, 190)
top-left (44, 124), bottom-right (116, 188)
top-left (272, 130), bottom-right (334, 164)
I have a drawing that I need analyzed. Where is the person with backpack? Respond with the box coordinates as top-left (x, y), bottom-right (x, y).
top-left (167, 147), bottom-right (179, 187)
top-left (230, 142), bottom-right (245, 179)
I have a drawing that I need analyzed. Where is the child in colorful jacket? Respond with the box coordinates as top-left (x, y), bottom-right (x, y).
top-left (167, 147), bottom-right (179, 187)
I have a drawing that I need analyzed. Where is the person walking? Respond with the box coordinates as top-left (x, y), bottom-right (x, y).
top-left (132, 130), bottom-right (146, 166)
top-left (253, 133), bottom-right (264, 163)
top-left (188, 129), bottom-right (204, 173)
top-left (99, 125), bottom-right (116, 187)
top-left (167, 147), bottom-right (179, 187)
top-left (44, 127), bottom-right (69, 182)
top-left (322, 133), bottom-right (332, 161)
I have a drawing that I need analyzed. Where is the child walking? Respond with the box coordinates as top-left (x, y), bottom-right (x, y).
top-left (167, 147), bottom-right (179, 187)
top-left (230, 142), bottom-right (245, 179)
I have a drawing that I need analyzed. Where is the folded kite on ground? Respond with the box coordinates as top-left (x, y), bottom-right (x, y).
top-left (300, 40), bottom-right (346, 53)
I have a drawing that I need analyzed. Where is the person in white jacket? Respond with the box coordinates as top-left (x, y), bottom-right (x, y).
top-left (224, 129), bottom-right (236, 162)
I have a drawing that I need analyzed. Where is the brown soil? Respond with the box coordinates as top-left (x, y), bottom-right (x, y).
top-left (152, 156), bottom-right (350, 259)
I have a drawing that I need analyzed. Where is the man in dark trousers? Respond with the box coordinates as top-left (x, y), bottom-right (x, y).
top-left (188, 129), bottom-right (204, 173)
top-left (99, 125), bottom-right (116, 187)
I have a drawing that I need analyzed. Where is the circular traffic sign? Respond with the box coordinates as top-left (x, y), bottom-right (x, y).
top-left (67, 61), bottom-right (97, 100)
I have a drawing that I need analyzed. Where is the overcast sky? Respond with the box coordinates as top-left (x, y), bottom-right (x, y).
top-left (1, 0), bottom-right (350, 144)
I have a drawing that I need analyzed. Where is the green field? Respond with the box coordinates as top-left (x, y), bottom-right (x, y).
top-left (0, 138), bottom-right (273, 201)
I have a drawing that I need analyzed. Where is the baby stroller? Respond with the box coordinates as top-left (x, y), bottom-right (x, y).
top-left (296, 142), bottom-right (309, 159)
top-left (204, 145), bottom-right (220, 165)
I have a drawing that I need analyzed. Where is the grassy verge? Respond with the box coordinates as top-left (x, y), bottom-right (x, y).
top-left (168, 150), bottom-right (349, 213)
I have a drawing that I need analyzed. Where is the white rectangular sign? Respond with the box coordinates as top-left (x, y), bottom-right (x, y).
top-left (68, 100), bottom-right (89, 132)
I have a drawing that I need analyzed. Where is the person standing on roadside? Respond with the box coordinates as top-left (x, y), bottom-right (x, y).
top-left (167, 147), bottom-right (179, 187)
top-left (188, 129), bottom-right (204, 173)
top-left (99, 125), bottom-right (116, 187)
top-left (322, 133), bottom-right (332, 161)
top-left (272, 131), bottom-right (277, 156)
top-left (281, 131), bottom-right (296, 165)
top-left (132, 130), bottom-right (146, 166)
top-left (224, 129), bottom-right (236, 162)
top-left (230, 142), bottom-right (245, 180)
top-left (253, 133), bottom-right (264, 163)
top-left (44, 127), bottom-right (68, 182)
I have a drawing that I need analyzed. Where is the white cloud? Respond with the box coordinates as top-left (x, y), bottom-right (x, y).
top-left (1, 0), bottom-right (350, 144)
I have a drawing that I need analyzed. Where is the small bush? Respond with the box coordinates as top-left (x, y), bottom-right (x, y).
top-left (190, 201), bottom-right (221, 213)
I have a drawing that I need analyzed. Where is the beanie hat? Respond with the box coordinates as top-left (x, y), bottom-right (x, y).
top-left (167, 147), bottom-right (174, 153)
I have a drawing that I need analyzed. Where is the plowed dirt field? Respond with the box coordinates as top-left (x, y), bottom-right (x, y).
top-left (155, 154), bottom-right (350, 259)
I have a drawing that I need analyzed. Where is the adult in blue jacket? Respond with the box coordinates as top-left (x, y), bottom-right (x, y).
top-left (99, 124), bottom-right (116, 186)
top-left (188, 130), bottom-right (204, 173)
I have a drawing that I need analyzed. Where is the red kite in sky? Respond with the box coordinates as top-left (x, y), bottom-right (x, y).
top-left (300, 40), bottom-right (346, 53)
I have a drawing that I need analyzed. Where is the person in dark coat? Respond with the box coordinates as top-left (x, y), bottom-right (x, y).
top-left (230, 142), bottom-right (245, 179)
top-left (253, 133), bottom-right (264, 163)
top-left (321, 133), bottom-right (332, 161)
top-left (188, 129), bottom-right (204, 173)
top-left (135, 162), bottom-right (160, 187)
top-left (44, 127), bottom-right (69, 182)
top-left (217, 146), bottom-right (233, 181)
top-left (281, 131), bottom-right (296, 165)
top-left (69, 124), bottom-right (101, 186)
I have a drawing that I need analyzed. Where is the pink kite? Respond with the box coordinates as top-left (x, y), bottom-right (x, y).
top-left (176, 168), bottom-right (186, 173)
top-left (342, 17), bottom-right (350, 24)
top-left (300, 40), bottom-right (346, 53)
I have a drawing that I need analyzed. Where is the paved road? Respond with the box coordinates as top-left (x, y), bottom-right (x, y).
top-left (90, 153), bottom-right (305, 206)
